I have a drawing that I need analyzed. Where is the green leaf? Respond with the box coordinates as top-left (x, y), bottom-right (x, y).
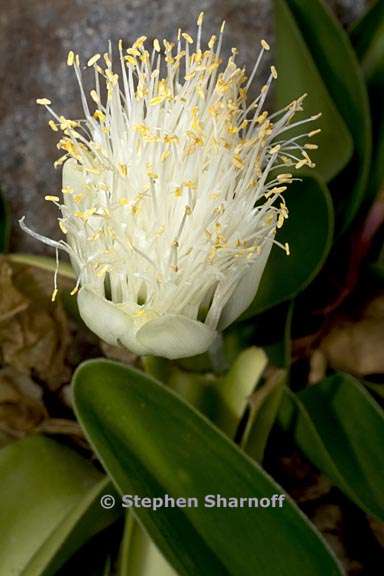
top-left (214, 347), bottom-right (267, 438)
top-left (9, 253), bottom-right (75, 279)
top-left (364, 380), bottom-right (384, 402)
top-left (0, 187), bottom-right (11, 252)
top-left (274, 0), bottom-right (353, 182)
top-left (0, 435), bottom-right (119, 575)
top-left (350, 0), bottom-right (384, 201)
top-left (241, 369), bottom-right (286, 462)
top-left (278, 374), bottom-right (384, 521)
top-left (118, 515), bottom-right (176, 576)
top-left (275, 0), bottom-right (371, 232)
top-left (73, 359), bottom-right (342, 576)
top-left (246, 176), bottom-right (334, 315)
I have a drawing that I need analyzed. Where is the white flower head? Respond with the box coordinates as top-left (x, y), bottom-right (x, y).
top-left (22, 13), bottom-right (319, 359)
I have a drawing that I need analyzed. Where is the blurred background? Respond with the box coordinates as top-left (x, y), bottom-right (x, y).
top-left (0, 0), bottom-right (367, 252)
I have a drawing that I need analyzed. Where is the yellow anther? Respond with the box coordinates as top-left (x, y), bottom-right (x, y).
top-left (51, 288), bottom-right (58, 302)
top-left (87, 54), bottom-right (101, 67)
top-left (261, 39), bottom-right (270, 51)
top-left (308, 128), bottom-right (322, 137)
top-left (182, 32), bottom-right (194, 44)
top-left (94, 109), bottom-right (106, 122)
top-left (153, 38), bottom-right (161, 52)
top-left (256, 111), bottom-right (268, 124)
top-left (233, 155), bottom-right (244, 169)
top-left (295, 159), bottom-right (308, 169)
top-left (70, 286), bottom-right (79, 296)
top-left (54, 155), bottom-right (67, 168)
top-left (125, 55), bottom-right (137, 65)
top-left (208, 35), bottom-right (217, 49)
top-left (220, 21), bottom-right (226, 33)
top-left (36, 98), bottom-right (51, 106)
top-left (160, 149), bottom-right (170, 162)
top-left (270, 144), bottom-right (281, 154)
top-left (90, 90), bottom-right (99, 104)
top-left (118, 163), bottom-right (128, 177)
top-left (103, 53), bottom-right (111, 67)
top-left (285, 242), bottom-right (290, 256)
top-left (127, 47), bottom-right (141, 56)
top-left (119, 198), bottom-right (129, 206)
top-left (45, 195), bottom-right (60, 202)
top-left (59, 220), bottom-right (68, 234)
top-left (48, 120), bottom-right (58, 132)
top-left (277, 173), bottom-right (293, 181)
top-left (73, 194), bottom-right (83, 204)
top-left (197, 11), bottom-right (204, 26)
top-left (150, 95), bottom-right (165, 106)
top-left (305, 143), bottom-right (318, 150)
top-left (271, 65), bottom-right (278, 79)
top-left (133, 35), bottom-right (147, 49)
top-left (67, 51), bottom-right (75, 66)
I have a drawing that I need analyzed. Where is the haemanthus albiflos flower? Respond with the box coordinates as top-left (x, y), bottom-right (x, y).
top-left (21, 13), bottom-right (320, 359)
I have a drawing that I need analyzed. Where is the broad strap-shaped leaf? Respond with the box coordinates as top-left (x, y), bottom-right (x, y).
top-left (278, 374), bottom-right (384, 521)
top-left (275, 0), bottom-right (371, 232)
top-left (25, 477), bottom-right (120, 576)
top-left (73, 359), bottom-right (342, 576)
top-left (350, 0), bottom-right (384, 201)
top-left (245, 176), bottom-right (334, 315)
top-left (118, 514), bottom-right (176, 576)
top-left (9, 253), bottom-right (75, 278)
top-left (274, 0), bottom-right (353, 183)
top-left (0, 435), bottom-right (119, 576)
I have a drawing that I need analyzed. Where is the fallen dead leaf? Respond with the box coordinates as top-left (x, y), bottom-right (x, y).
top-left (0, 366), bottom-right (47, 437)
top-left (0, 258), bottom-right (72, 389)
top-left (320, 294), bottom-right (384, 377)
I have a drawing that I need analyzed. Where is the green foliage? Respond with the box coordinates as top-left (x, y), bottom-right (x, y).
top-left (351, 0), bottom-right (384, 201)
top-left (0, 436), bottom-right (120, 575)
top-left (247, 176), bottom-right (334, 315)
top-left (275, 0), bottom-right (371, 232)
top-left (73, 359), bottom-right (342, 576)
top-left (241, 369), bottom-right (286, 463)
top-left (274, 0), bottom-right (353, 182)
top-left (278, 374), bottom-right (384, 521)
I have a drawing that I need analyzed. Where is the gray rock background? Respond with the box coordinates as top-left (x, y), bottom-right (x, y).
top-left (0, 0), bottom-right (367, 253)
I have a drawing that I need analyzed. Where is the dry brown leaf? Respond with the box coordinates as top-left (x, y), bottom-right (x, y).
top-left (320, 294), bottom-right (384, 376)
top-left (0, 367), bottom-right (47, 436)
top-left (0, 259), bottom-right (72, 389)
top-left (0, 258), bottom-right (28, 322)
